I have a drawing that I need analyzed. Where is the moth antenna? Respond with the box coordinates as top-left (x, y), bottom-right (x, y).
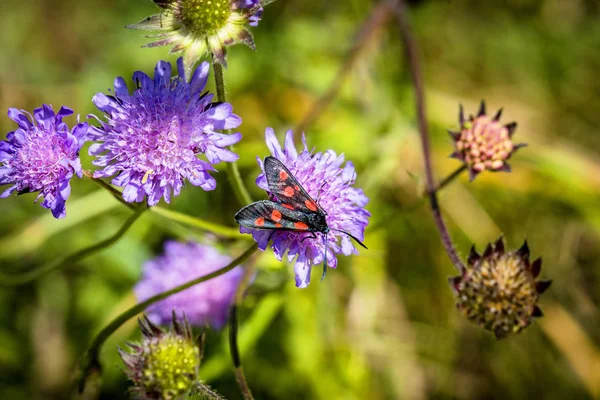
top-left (330, 228), bottom-right (368, 249)
top-left (321, 232), bottom-right (328, 282)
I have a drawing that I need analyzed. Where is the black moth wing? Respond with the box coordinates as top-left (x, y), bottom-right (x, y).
top-left (234, 200), bottom-right (313, 231)
top-left (263, 157), bottom-right (324, 215)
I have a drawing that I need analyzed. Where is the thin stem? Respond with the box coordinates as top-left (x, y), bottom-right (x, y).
top-left (431, 165), bottom-right (467, 194)
top-left (0, 207), bottom-right (145, 286)
top-left (295, 0), bottom-right (397, 133)
top-left (86, 171), bottom-right (244, 239)
top-left (212, 62), bottom-right (253, 206)
top-left (151, 207), bottom-right (248, 240)
top-left (228, 261), bottom-right (258, 400)
top-left (75, 243), bottom-right (259, 393)
top-left (394, 0), bottom-right (465, 273)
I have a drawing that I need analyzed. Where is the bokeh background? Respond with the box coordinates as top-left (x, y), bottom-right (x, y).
top-left (0, 0), bottom-right (599, 398)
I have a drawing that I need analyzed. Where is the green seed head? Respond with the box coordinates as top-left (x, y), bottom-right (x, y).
top-left (180, 0), bottom-right (233, 34)
top-left (119, 313), bottom-right (202, 399)
top-left (449, 236), bottom-right (552, 339)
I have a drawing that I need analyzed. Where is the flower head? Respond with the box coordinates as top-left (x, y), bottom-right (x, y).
top-left (0, 105), bottom-right (88, 218)
top-left (89, 58), bottom-right (242, 206)
top-left (240, 128), bottom-right (370, 288)
top-left (449, 101), bottom-right (525, 181)
top-left (449, 236), bottom-right (552, 339)
top-left (128, 0), bottom-right (263, 69)
top-left (135, 241), bottom-right (244, 328)
top-left (119, 312), bottom-right (201, 399)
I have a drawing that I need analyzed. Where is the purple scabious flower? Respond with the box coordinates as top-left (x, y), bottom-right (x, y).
top-left (135, 241), bottom-right (244, 329)
top-left (0, 105), bottom-right (88, 219)
top-left (89, 58), bottom-right (242, 206)
top-left (241, 128), bottom-right (371, 288)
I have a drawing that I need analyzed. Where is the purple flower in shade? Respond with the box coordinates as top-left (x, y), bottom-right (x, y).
top-left (127, 0), bottom-right (263, 69)
top-left (135, 241), bottom-right (244, 329)
top-left (89, 58), bottom-right (242, 206)
top-left (0, 105), bottom-right (88, 219)
top-left (241, 128), bottom-right (371, 288)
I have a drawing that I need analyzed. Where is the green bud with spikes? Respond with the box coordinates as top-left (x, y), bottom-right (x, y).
top-left (449, 236), bottom-right (552, 339)
top-left (119, 312), bottom-right (207, 399)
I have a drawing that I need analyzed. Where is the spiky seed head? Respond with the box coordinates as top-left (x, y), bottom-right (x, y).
top-left (127, 0), bottom-right (263, 71)
top-left (449, 236), bottom-right (552, 339)
top-left (449, 101), bottom-right (525, 181)
top-left (119, 312), bottom-right (202, 399)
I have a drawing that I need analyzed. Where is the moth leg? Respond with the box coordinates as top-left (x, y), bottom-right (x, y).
top-left (301, 232), bottom-right (317, 243)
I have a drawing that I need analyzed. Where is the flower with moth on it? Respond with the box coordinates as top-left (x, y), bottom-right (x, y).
top-left (127, 0), bottom-right (263, 70)
top-left (89, 58), bottom-right (242, 207)
top-left (0, 105), bottom-right (88, 219)
top-left (235, 128), bottom-right (370, 288)
top-left (449, 236), bottom-right (552, 339)
top-left (135, 241), bottom-right (244, 329)
top-left (448, 101), bottom-right (525, 181)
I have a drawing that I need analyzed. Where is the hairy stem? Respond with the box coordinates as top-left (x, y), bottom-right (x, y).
top-left (75, 243), bottom-right (259, 393)
top-left (212, 62), bottom-right (253, 206)
top-left (394, 0), bottom-right (465, 273)
top-left (0, 207), bottom-right (145, 286)
top-left (228, 261), bottom-right (258, 400)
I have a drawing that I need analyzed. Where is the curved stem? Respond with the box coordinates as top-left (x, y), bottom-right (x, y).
top-left (0, 207), bottom-right (145, 286)
top-left (228, 261), bottom-right (258, 400)
top-left (85, 171), bottom-right (244, 239)
top-left (75, 243), bottom-right (259, 393)
top-left (431, 165), bottom-right (467, 194)
top-left (212, 62), bottom-right (253, 207)
top-left (394, 0), bottom-right (465, 273)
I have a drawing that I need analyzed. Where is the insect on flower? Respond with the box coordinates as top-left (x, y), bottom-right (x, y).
top-left (235, 156), bottom-right (367, 282)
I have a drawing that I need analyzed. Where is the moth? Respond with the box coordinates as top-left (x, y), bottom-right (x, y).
top-left (235, 156), bottom-right (367, 281)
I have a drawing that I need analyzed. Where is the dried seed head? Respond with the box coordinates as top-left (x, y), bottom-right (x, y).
top-left (119, 312), bottom-right (202, 399)
top-left (449, 101), bottom-right (525, 181)
top-left (449, 236), bottom-right (551, 339)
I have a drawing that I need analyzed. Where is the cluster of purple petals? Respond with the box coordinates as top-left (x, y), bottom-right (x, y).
top-left (0, 105), bottom-right (88, 218)
top-left (241, 128), bottom-right (371, 288)
top-left (235, 0), bottom-right (263, 26)
top-left (88, 58), bottom-right (242, 206)
top-left (135, 241), bottom-right (244, 328)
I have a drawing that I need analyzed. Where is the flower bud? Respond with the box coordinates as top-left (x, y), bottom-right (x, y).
top-left (448, 101), bottom-right (525, 181)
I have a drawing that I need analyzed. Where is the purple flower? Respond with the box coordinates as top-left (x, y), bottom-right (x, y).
top-left (0, 105), bottom-right (88, 219)
top-left (241, 128), bottom-right (370, 288)
top-left (89, 58), bottom-right (242, 206)
top-left (135, 241), bottom-right (244, 329)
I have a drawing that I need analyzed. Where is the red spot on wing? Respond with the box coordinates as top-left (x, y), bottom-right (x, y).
top-left (255, 217), bottom-right (265, 227)
top-left (271, 209), bottom-right (282, 222)
top-left (305, 200), bottom-right (318, 211)
top-left (282, 204), bottom-right (294, 210)
top-left (283, 186), bottom-right (295, 197)
top-left (294, 185), bottom-right (300, 191)
top-left (275, 223), bottom-right (282, 228)
top-left (279, 170), bottom-right (289, 180)
top-left (294, 222), bottom-right (309, 230)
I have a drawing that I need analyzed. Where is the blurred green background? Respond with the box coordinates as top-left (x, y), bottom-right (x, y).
top-left (0, 0), bottom-right (599, 398)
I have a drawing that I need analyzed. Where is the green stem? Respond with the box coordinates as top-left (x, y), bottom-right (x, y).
top-left (151, 207), bottom-right (248, 240)
top-left (75, 243), bottom-right (259, 393)
top-left (86, 172), bottom-right (244, 239)
top-left (430, 165), bottom-right (467, 194)
top-left (228, 261), bottom-right (258, 400)
top-left (212, 62), bottom-right (253, 207)
top-left (0, 207), bottom-right (145, 286)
